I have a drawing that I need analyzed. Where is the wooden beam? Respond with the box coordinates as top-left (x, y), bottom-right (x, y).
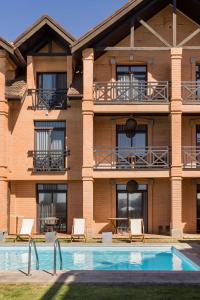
top-left (138, 18), bottom-right (172, 47)
top-left (173, 0), bottom-right (177, 47)
top-left (178, 28), bottom-right (200, 47)
top-left (95, 47), bottom-right (171, 51)
top-left (14, 48), bottom-right (26, 66)
top-left (183, 46), bottom-right (200, 50)
top-left (130, 18), bottom-right (135, 47)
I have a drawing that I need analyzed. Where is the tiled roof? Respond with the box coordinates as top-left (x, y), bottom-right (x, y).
top-left (68, 73), bottom-right (83, 98)
top-left (6, 78), bottom-right (27, 100)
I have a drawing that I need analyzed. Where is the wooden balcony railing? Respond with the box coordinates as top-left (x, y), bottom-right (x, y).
top-left (182, 146), bottom-right (200, 168)
top-left (94, 81), bottom-right (169, 103)
top-left (182, 82), bottom-right (200, 103)
top-left (28, 89), bottom-right (69, 110)
top-left (94, 147), bottom-right (169, 170)
top-left (28, 150), bottom-right (70, 172)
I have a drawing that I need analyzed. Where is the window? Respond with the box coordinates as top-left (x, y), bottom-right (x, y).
top-left (36, 73), bottom-right (67, 109)
top-left (116, 66), bottom-right (147, 101)
top-left (37, 73), bottom-right (67, 91)
top-left (33, 121), bottom-right (66, 172)
top-left (37, 184), bottom-right (67, 233)
top-left (116, 184), bottom-right (148, 232)
top-left (116, 125), bottom-right (147, 168)
top-left (196, 65), bottom-right (200, 100)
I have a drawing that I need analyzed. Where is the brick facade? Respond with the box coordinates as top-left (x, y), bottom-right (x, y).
top-left (1, 3), bottom-right (200, 237)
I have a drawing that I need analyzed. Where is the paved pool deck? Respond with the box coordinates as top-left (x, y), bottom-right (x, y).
top-left (1, 242), bottom-right (200, 285)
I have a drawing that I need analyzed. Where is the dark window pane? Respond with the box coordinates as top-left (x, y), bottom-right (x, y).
top-left (130, 66), bottom-right (147, 72)
top-left (38, 73), bottom-right (67, 90)
top-left (37, 184), bottom-right (67, 233)
top-left (35, 121), bottom-right (65, 128)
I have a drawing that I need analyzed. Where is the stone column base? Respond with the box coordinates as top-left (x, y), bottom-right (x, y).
top-left (171, 228), bottom-right (183, 238)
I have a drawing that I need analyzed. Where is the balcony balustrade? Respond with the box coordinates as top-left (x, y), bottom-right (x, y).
top-left (182, 82), bottom-right (200, 103)
top-left (28, 89), bottom-right (69, 110)
top-left (28, 150), bottom-right (69, 172)
top-left (94, 146), bottom-right (169, 170)
top-left (93, 81), bottom-right (169, 104)
top-left (182, 146), bottom-right (200, 168)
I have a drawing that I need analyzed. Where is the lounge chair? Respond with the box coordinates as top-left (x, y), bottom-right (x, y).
top-left (129, 219), bottom-right (144, 243)
top-left (71, 218), bottom-right (86, 242)
top-left (16, 219), bottom-right (34, 241)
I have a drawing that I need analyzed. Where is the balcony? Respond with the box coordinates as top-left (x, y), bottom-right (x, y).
top-left (94, 146), bottom-right (169, 170)
top-left (28, 89), bottom-right (69, 110)
top-left (182, 146), bottom-right (200, 169)
top-left (28, 150), bottom-right (69, 172)
top-left (94, 81), bottom-right (169, 104)
top-left (182, 82), bottom-right (200, 103)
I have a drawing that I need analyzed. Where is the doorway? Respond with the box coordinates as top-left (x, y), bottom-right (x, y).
top-left (37, 184), bottom-right (67, 233)
top-left (116, 184), bottom-right (148, 232)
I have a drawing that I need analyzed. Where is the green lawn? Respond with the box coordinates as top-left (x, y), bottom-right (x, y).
top-left (1, 285), bottom-right (200, 300)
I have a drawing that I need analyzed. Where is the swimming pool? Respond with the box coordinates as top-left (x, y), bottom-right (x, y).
top-left (0, 246), bottom-right (199, 271)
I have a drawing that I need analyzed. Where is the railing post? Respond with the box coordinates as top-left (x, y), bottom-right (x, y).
top-left (27, 239), bottom-right (39, 276)
top-left (27, 240), bottom-right (32, 276)
top-left (53, 239), bottom-right (62, 276)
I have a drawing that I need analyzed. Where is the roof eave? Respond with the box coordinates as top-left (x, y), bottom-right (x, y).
top-left (14, 15), bottom-right (76, 49)
top-left (71, 0), bottom-right (144, 53)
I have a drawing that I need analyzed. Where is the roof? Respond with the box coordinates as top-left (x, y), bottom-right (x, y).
top-left (0, 37), bottom-right (14, 55)
top-left (14, 15), bottom-right (76, 48)
top-left (6, 78), bottom-right (27, 100)
top-left (72, 0), bottom-right (200, 54)
top-left (72, 0), bottom-right (146, 53)
top-left (68, 73), bottom-right (83, 98)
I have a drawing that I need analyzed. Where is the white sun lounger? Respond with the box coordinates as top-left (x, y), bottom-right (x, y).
top-left (130, 219), bottom-right (144, 242)
top-left (71, 218), bottom-right (86, 242)
top-left (16, 219), bottom-right (34, 241)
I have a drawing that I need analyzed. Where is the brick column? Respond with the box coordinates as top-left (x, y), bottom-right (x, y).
top-left (170, 48), bottom-right (183, 238)
top-left (27, 56), bottom-right (35, 89)
top-left (0, 50), bottom-right (8, 231)
top-left (82, 48), bottom-right (94, 237)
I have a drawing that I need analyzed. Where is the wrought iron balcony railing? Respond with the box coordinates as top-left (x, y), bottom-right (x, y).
top-left (28, 150), bottom-right (70, 172)
top-left (94, 81), bottom-right (169, 103)
top-left (182, 146), bottom-right (200, 168)
top-left (182, 82), bottom-right (200, 103)
top-left (94, 146), bottom-right (169, 170)
top-left (28, 89), bottom-right (69, 110)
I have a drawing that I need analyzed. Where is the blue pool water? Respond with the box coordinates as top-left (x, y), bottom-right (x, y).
top-left (0, 246), bottom-right (199, 271)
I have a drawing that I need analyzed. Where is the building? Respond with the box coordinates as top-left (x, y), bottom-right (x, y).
top-left (1, 0), bottom-right (200, 238)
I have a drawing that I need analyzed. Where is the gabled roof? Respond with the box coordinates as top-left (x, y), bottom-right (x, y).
top-left (13, 15), bottom-right (76, 59)
top-left (72, 0), bottom-right (156, 53)
top-left (72, 0), bottom-right (200, 54)
top-left (14, 15), bottom-right (76, 48)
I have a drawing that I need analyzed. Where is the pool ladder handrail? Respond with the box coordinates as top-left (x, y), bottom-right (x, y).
top-left (27, 238), bottom-right (39, 276)
top-left (53, 238), bottom-right (63, 275)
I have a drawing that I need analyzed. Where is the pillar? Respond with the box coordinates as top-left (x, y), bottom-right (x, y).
top-left (82, 48), bottom-right (94, 237)
top-left (170, 48), bottom-right (183, 238)
top-left (0, 50), bottom-right (8, 231)
top-left (27, 56), bottom-right (35, 89)
top-left (67, 55), bottom-right (73, 88)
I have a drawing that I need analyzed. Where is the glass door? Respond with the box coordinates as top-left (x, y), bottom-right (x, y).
top-left (116, 125), bottom-right (147, 168)
top-left (35, 121), bottom-right (66, 171)
top-left (196, 65), bottom-right (200, 100)
top-left (37, 184), bottom-right (67, 233)
top-left (116, 185), bottom-right (148, 232)
top-left (116, 65), bottom-right (147, 101)
top-left (37, 72), bottom-right (67, 108)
